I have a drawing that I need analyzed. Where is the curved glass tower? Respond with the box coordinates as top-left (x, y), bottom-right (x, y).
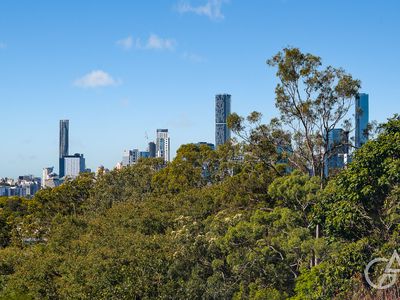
top-left (59, 120), bottom-right (69, 177)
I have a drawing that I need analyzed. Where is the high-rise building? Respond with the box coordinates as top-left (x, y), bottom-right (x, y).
top-left (59, 120), bottom-right (69, 177)
top-left (122, 150), bottom-right (132, 166)
top-left (324, 128), bottom-right (349, 177)
top-left (355, 93), bottom-right (369, 148)
top-left (63, 153), bottom-right (85, 178)
top-left (215, 94), bottom-right (231, 147)
top-left (156, 129), bottom-right (170, 162)
top-left (148, 142), bottom-right (156, 158)
top-left (122, 149), bottom-right (139, 166)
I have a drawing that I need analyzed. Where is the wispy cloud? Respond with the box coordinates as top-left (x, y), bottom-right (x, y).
top-left (116, 36), bottom-right (133, 50)
top-left (117, 34), bottom-right (176, 51)
top-left (74, 70), bottom-right (119, 88)
top-left (0, 42), bottom-right (7, 49)
top-left (176, 0), bottom-right (228, 20)
top-left (182, 51), bottom-right (206, 63)
top-left (137, 34), bottom-right (176, 51)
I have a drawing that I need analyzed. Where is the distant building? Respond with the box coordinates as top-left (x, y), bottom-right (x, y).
top-left (115, 162), bottom-right (123, 170)
top-left (324, 128), bottom-right (349, 177)
top-left (44, 178), bottom-right (60, 188)
top-left (63, 153), bottom-right (85, 178)
top-left (148, 142), bottom-right (156, 158)
top-left (96, 165), bottom-right (110, 176)
top-left (215, 94), bottom-right (231, 147)
top-left (0, 186), bottom-right (7, 197)
top-left (156, 129), bottom-right (170, 162)
top-left (196, 142), bottom-right (215, 150)
top-left (42, 167), bottom-right (61, 188)
top-left (355, 93), bottom-right (369, 148)
top-left (122, 150), bottom-right (132, 166)
top-left (139, 151), bottom-right (150, 159)
top-left (122, 149), bottom-right (139, 166)
top-left (0, 176), bottom-right (41, 197)
top-left (59, 120), bottom-right (69, 178)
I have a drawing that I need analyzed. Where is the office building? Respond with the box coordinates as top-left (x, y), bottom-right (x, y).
top-left (42, 167), bottom-right (54, 188)
top-left (139, 151), bottom-right (150, 158)
top-left (122, 149), bottom-right (139, 166)
top-left (324, 128), bottom-right (349, 177)
top-left (215, 94), bottom-right (231, 147)
top-left (63, 153), bottom-right (85, 178)
top-left (59, 120), bottom-right (69, 177)
top-left (355, 93), bottom-right (369, 148)
top-left (0, 176), bottom-right (41, 197)
top-left (148, 142), bottom-right (156, 158)
top-left (196, 142), bottom-right (215, 150)
top-left (156, 129), bottom-right (170, 162)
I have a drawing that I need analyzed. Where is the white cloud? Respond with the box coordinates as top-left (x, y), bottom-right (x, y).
top-left (117, 34), bottom-right (176, 51)
top-left (176, 0), bottom-right (228, 20)
top-left (0, 42), bottom-right (7, 49)
top-left (182, 51), bottom-right (206, 63)
top-left (74, 70), bottom-right (119, 88)
top-left (136, 34), bottom-right (176, 51)
top-left (116, 36), bottom-right (133, 50)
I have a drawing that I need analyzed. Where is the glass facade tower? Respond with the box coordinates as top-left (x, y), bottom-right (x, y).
top-left (215, 94), bottom-right (231, 147)
top-left (355, 93), bottom-right (369, 148)
top-left (59, 120), bottom-right (69, 177)
top-left (324, 128), bottom-right (349, 177)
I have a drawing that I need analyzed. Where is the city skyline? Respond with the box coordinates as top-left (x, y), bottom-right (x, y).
top-left (1, 1), bottom-right (400, 177)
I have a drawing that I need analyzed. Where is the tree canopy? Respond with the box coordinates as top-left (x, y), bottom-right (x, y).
top-left (0, 49), bottom-right (398, 300)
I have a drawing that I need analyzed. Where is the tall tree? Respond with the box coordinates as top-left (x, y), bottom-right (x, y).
top-left (267, 47), bottom-right (361, 180)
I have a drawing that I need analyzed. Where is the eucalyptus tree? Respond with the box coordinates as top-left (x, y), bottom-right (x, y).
top-left (267, 47), bottom-right (361, 180)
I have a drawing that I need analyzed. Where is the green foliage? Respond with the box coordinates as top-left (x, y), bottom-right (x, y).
top-left (0, 57), bottom-right (398, 299)
top-left (321, 115), bottom-right (400, 240)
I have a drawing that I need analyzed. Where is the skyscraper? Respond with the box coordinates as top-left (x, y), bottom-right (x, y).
top-left (355, 93), bottom-right (369, 148)
top-left (156, 129), bottom-right (170, 162)
top-left (215, 94), bottom-right (231, 147)
top-left (324, 128), bottom-right (349, 177)
top-left (59, 120), bottom-right (69, 177)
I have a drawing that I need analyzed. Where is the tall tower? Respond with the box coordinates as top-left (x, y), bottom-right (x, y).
top-left (156, 129), bottom-right (170, 163)
top-left (355, 93), bottom-right (369, 148)
top-left (59, 120), bottom-right (69, 177)
top-left (215, 94), bottom-right (231, 147)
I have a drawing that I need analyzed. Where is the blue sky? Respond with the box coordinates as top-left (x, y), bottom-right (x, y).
top-left (1, 0), bottom-right (399, 178)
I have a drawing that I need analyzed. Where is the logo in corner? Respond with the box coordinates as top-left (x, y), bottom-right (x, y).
top-left (364, 250), bottom-right (400, 289)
